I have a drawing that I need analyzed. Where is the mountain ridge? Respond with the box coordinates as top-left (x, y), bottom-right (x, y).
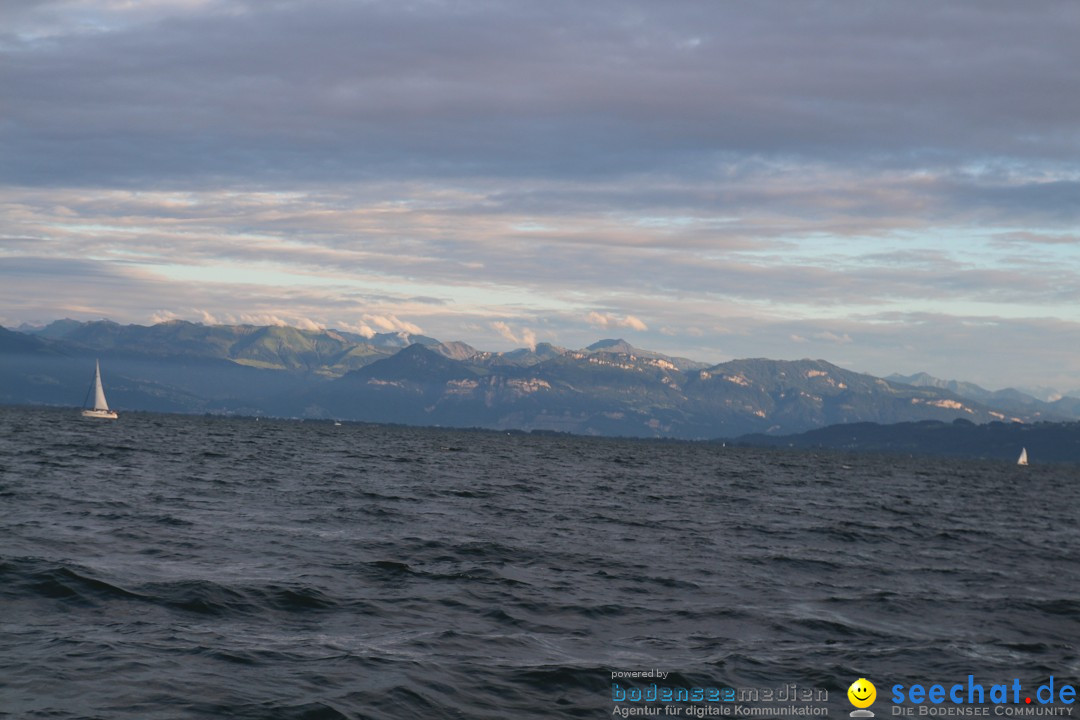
top-left (887, 371), bottom-right (1080, 423)
top-left (3, 319), bottom-right (1077, 438)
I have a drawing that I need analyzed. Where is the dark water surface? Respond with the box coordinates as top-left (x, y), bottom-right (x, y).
top-left (2, 407), bottom-right (1077, 718)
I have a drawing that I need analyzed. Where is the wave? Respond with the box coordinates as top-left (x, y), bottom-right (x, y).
top-left (3, 407), bottom-right (1078, 719)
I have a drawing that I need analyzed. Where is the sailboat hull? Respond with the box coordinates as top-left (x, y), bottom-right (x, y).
top-left (81, 360), bottom-right (118, 419)
top-left (81, 409), bottom-right (118, 420)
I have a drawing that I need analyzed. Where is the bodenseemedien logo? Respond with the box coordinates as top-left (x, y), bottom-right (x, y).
top-left (849, 678), bottom-right (877, 717)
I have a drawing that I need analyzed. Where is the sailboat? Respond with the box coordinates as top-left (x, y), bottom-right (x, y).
top-left (1017, 447), bottom-right (1028, 466)
top-left (81, 360), bottom-right (118, 420)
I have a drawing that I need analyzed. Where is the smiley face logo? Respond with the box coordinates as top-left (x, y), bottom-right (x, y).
top-left (848, 678), bottom-right (876, 709)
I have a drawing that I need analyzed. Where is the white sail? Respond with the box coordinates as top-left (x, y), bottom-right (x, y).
top-left (93, 360), bottom-right (109, 411)
top-left (1017, 447), bottom-right (1028, 466)
top-left (81, 360), bottom-right (118, 419)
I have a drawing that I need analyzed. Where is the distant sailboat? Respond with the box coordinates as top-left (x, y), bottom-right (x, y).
top-left (81, 360), bottom-right (118, 420)
top-left (1017, 447), bottom-right (1028, 466)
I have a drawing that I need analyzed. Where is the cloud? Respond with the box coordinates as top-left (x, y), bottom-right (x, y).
top-left (149, 309), bottom-right (181, 324)
top-left (3, 2), bottom-right (1080, 387)
top-left (991, 231), bottom-right (1080, 247)
top-left (334, 321), bottom-right (375, 339)
top-left (586, 312), bottom-right (648, 332)
top-left (149, 309), bottom-right (326, 330)
top-left (814, 331), bottom-right (853, 345)
top-left (491, 321), bottom-right (537, 350)
top-left (231, 314), bottom-right (324, 332)
top-left (362, 314), bottom-right (422, 336)
top-left (3, 2), bottom-right (1079, 187)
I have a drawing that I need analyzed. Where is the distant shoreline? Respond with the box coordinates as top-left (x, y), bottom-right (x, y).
top-left (5, 403), bottom-right (1076, 465)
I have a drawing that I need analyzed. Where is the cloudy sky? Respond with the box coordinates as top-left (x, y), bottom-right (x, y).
top-left (2, 0), bottom-right (1079, 390)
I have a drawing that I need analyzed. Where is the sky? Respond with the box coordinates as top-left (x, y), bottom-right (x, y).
top-left (2, 0), bottom-right (1079, 391)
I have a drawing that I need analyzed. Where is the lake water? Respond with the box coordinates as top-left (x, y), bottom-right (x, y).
top-left (1, 406), bottom-right (1077, 719)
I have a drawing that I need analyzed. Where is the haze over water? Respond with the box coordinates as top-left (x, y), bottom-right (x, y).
top-left (1, 406), bottom-right (1077, 718)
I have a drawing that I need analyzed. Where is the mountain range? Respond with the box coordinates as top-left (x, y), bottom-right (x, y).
top-left (886, 372), bottom-right (1080, 422)
top-left (3, 319), bottom-right (1078, 440)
